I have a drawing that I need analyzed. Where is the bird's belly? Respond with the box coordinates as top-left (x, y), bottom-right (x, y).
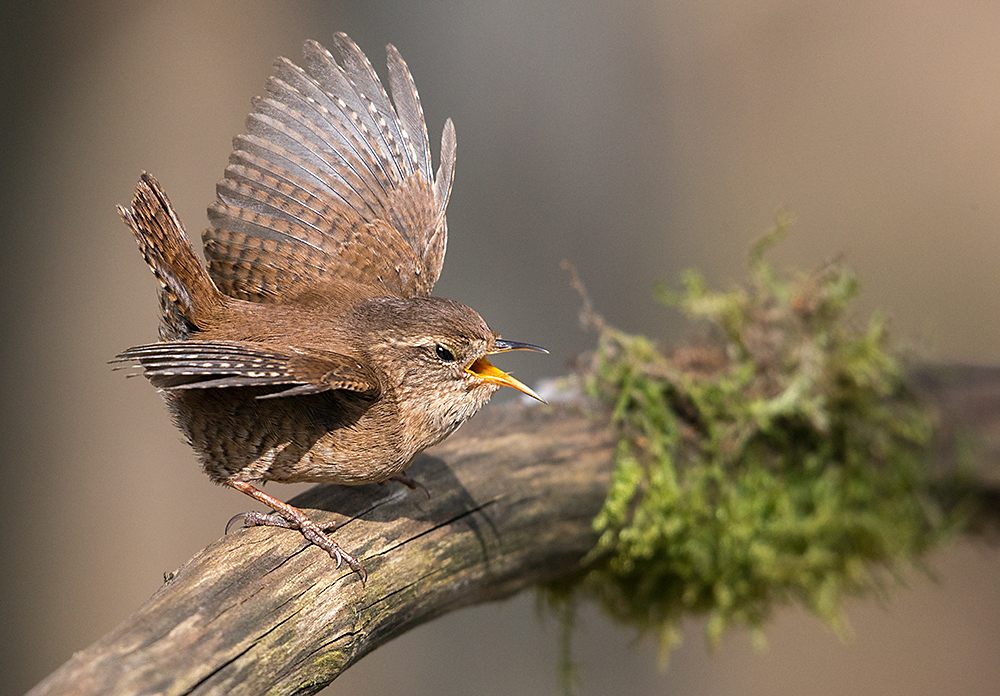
top-left (169, 386), bottom-right (411, 486)
top-left (274, 433), bottom-right (413, 485)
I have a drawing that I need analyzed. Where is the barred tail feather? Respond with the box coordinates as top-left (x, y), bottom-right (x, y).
top-left (119, 173), bottom-right (223, 334)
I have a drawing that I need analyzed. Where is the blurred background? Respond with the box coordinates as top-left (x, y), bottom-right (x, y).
top-left (3, 1), bottom-right (1000, 694)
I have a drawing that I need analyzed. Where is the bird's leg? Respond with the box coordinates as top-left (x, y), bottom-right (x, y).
top-left (226, 480), bottom-right (366, 582)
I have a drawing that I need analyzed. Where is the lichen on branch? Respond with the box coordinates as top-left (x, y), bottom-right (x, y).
top-left (562, 219), bottom-right (956, 660)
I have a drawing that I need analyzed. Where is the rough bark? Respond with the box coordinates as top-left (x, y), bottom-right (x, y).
top-left (29, 397), bottom-right (615, 696)
top-left (28, 366), bottom-right (1000, 696)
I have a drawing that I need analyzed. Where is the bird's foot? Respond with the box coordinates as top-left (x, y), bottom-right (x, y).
top-left (225, 481), bottom-right (366, 583)
top-left (294, 514), bottom-right (366, 582)
top-left (227, 511), bottom-right (338, 533)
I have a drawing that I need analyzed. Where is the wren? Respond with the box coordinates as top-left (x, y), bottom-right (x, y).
top-left (114, 33), bottom-right (546, 580)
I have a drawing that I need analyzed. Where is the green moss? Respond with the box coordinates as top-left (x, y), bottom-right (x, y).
top-left (564, 220), bottom-right (956, 663)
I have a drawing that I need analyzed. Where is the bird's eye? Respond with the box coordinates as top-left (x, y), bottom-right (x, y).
top-left (435, 345), bottom-right (456, 362)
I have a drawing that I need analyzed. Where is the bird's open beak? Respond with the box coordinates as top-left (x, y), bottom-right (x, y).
top-left (465, 340), bottom-right (548, 403)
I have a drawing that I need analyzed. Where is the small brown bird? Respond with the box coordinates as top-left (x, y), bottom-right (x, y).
top-left (115, 34), bottom-right (545, 579)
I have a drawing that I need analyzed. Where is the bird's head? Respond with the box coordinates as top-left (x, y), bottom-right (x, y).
top-left (359, 296), bottom-right (546, 446)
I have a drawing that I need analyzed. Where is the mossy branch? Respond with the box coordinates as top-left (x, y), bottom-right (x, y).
top-left (26, 370), bottom-right (1000, 696)
top-left (555, 220), bottom-right (986, 663)
top-left (30, 227), bottom-right (1000, 694)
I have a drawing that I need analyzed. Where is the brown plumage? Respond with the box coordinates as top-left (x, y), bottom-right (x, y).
top-left (114, 34), bottom-right (545, 580)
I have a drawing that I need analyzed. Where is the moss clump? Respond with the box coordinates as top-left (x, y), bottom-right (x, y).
top-left (570, 220), bottom-right (954, 660)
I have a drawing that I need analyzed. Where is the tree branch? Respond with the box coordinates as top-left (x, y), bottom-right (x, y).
top-left (28, 366), bottom-right (1000, 696)
top-left (29, 397), bottom-right (615, 696)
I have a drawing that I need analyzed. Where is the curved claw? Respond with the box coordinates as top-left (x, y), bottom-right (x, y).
top-left (225, 512), bottom-right (249, 535)
top-left (388, 473), bottom-right (431, 499)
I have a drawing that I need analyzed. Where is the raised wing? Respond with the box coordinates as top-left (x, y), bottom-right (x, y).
top-left (203, 33), bottom-right (455, 303)
top-left (113, 340), bottom-right (379, 399)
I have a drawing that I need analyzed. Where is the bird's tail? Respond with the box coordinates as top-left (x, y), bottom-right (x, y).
top-left (119, 173), bottom-right (224, 338)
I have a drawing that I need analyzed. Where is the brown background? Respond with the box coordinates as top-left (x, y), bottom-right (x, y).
top-left (2, 1), bottom-right (999, 694)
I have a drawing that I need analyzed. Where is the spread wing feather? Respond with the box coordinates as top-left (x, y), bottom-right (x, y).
top-left (386, 44), bottom-right (431, 182)
top-left (113, 340), bottom-right (379, 399)
top-left (203, 33), bottom-right (454, 302)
